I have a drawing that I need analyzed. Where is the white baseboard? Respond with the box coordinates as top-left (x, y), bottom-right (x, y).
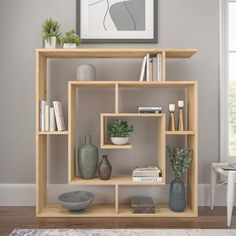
top-left (0, 184), bottom-right (230, 206)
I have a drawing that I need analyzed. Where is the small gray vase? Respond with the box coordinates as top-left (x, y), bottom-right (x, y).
top-left (169, 178), bottom-right (186, 212)
top-left (77, 64), bottom-right (96, 81)
top-left (78, 135), bottom-right (98, 179)
top-left (98, 155), bottom-right (112, 180)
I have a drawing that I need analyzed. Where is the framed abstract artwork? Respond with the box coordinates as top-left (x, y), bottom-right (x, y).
top-left (76, 0), bottom-right (158, 43)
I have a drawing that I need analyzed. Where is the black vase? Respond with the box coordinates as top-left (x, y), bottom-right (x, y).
top-left (98, 155), bottom-right (112, 180)
top-left (169, 178), bottom-right (186, 212)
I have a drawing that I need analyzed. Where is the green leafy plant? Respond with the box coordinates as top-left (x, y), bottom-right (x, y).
top-left (167, 146), bottom-right (192, 179)
top-left (60, 30), bottom-right (81, 45)
top-left (108, 120), bottom-right (134, 137)
top-left (41, 18), bottom-right (61, 44)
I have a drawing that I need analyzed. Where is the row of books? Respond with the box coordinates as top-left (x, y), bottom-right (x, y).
top-left (132, 166), bottom-right (162, 182)
top-left (40, 101), bottom-right (65, 132)
top-left (139, 53), bottom-right (162, 82)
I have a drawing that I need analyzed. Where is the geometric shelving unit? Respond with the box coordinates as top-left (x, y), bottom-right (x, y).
top-left (36, 48), bottom-right (198, 217)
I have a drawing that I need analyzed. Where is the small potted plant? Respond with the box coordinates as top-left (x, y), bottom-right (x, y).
top-left (41, 18), bottom-right (61, 49)
top-left (60, 30), bottom-right (81, 48)
top-left (108, 120), bottom-right (134, 145)
top-left (167, 146), bottom-right (192, 212)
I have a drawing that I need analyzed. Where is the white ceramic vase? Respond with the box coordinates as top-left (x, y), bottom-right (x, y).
top-left (63, 43), bottom-right (77, 49)
top-left (111, 137), bottom-right (129, 145)
top-left (77, 64), bottom-right (96, 81)
top-left (44, 36), bottom-right (57, 49)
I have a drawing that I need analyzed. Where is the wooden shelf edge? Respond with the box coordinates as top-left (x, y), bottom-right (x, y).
top-left (36, 48), bottom-right (198, 59)
top-left (165, 131), bottom-right (195, 135)
top-left (37, 204), bottom-right (197, 218)
top-left (69, 176), bottom-right (165, 186)
top-left (38, 131), bottom-right (68, 135)
top-left (101, 113), bottom-right (164, 117)
top-left (101, 144), bottom-right (132, 149)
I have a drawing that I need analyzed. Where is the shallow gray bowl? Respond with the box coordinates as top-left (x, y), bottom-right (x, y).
top-left (58, 191), bottom-right (95, 211)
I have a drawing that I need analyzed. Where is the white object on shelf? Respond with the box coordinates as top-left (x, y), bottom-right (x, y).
top-left (169, 104), bottom-right (175, 112)
top-left (77, 64), bottom-right (96, 81)
top-left (132, 177), bottom-right (163, 182)
top-left (40, 100), bottom-right (46, 131)
top-left (146, 53), bottom-right (150, 82)
top-left (139, 56), bottom-right (147, 81)
top-left (111, 137), bottom-right (129, 145)
top-left (44, 104), bottom-right (49, 131)
top-left (49, 107), bottom-right (56, 131)
top-left (44, 37), bottom-right (57, 49)
top-left (157, 54), bottom-right (162, 81)
top-left (63, 43), bottom-right (77, 49)
top-left (178, 100), bottom-right (184, 108)
top-left (53, 101), bottom-right (66, 131)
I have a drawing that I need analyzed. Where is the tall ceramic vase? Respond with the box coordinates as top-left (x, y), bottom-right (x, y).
top-left (169, 178), bottom-right (186, 212)
top-left (78, 135), bottom-right (98, 179)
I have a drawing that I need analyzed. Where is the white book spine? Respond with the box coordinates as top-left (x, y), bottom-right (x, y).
top-left (44, 104), bottom-right (49, 132)
top-left (53, 101), bottom-right (66, 131)
top-left (157, 54), bottom-right (162, 81)
top-left (40, 100), bottom-right (46, 131)
top-left (49, 107), bottom-right (56, 131)
top-left (139, 56), bottom-right (147, 81)
top-left (152, 58), bottom-right (157, 81)
top-left (146, 53), bottom-right (150, 81)
top-left (132, 177), bottom-right (163, 182)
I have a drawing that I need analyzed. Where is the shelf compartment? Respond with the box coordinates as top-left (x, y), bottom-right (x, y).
top-left (38, 131), bottom-right (68, 135)
top-left (165, 131), bottom-right (195, 135)
top-left (70, 176), bottom-right (165, 186)
top-left (37, 204), bottom-right (196, 218)
top-left (37, 204), bottom-right (115, 217)
top-left (118, 204), bottom-right (196, 217)
top-left (100, 113), bottom-right (164, 149)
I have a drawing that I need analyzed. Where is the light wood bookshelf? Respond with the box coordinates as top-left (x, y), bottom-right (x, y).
top-left (36, 48), bottom-right (198, 218)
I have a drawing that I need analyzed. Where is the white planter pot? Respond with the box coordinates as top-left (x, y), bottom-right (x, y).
top-left (44, 36), bottom-right (57, 49)
top-left (111, 137), bottom-right (129, 145)
top-left (77, 64), bottom-right (96, 81)
top-left (63, 43), bottom-right (77, 49)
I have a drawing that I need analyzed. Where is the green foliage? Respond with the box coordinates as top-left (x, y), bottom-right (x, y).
top-left (60, 30), bottom-right (81, 45)
top-left (167, 146), bottom-right (192, 179)
top-left (41, 18), bottom-right (61, 43)
top-left (108, 120), bottom-right (134, 137)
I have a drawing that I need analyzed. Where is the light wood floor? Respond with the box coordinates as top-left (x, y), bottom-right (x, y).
top-left (0, 207), bottom-right (235, 236)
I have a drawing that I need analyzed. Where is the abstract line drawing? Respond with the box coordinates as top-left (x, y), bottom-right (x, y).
top-left (88, 0), bottom-right (145, 31)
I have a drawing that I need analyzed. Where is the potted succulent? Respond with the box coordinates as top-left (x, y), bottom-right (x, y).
top-left (60, 30), bottom-right (81, 48)
top-left (108, 120), bottom-right (134, 145)
top-left (41, 18), bottom-right (61, 49)
top-left (167, 146), bottom-right (192, 212)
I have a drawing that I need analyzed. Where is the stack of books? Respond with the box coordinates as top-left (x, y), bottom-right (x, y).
top-left (40, 100), bottom-right (66, 132)
top-left (132, 166), bottom-right (162, 182)
top-left (139, 53), bottom-right (162, 82)
top-left (138, 107), bottom-right (162, 114)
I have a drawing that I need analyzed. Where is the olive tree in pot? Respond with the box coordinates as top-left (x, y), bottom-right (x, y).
top-left (108, 120), bottom-right (134, 145)
top-left (41, 18), bottom-right (61, 49)
top-left (60, 30), bottom-right (81, 49)
top-left (167, 146), bottom-right (192, 212)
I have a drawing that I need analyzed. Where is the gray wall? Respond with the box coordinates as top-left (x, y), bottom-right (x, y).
top-left (0, 0), bottom-right (219, 186)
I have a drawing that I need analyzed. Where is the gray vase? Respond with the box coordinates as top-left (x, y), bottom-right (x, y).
top-left (98, 155), bottom-right (112, 180)
top-left (78, 135), bottom-right (98, 179)
top-left (169, 178), bottom-right (186, 212)
top-left (77, 64), bottom-right (96, 81)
